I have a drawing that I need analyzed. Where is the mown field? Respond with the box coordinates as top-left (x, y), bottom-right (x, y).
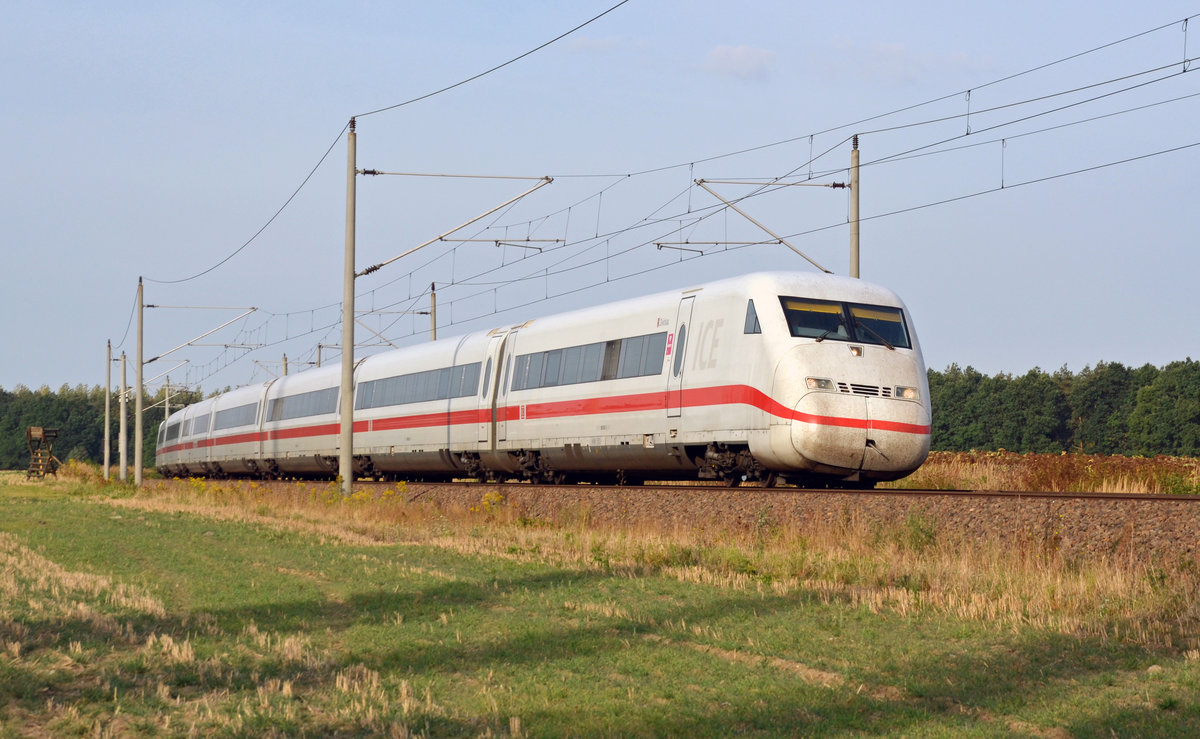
top-left (1, 457), bottom-right (1198, 736)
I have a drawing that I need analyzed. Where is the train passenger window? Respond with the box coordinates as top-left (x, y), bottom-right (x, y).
top-left (502, 355), bottom-right (511, 393)
top-left (509, 333), bottom-right (670, 390)
top-left (601, 340), bottom-right (622, 381)
top-left (580, 342), bottom-right (604, 382)
top-left (422, 371), bottom-right (437, 400)
top-left (436, 369), bottom-right (448, 398)
top-left (644, 332), bottom-right (668, 374)
top-left (510, 355), bottom-right (527, 391)
top-left (355, 363), bottom-right (483, 409)
top-left (526, 353), bottom-right (544, 389)
top-left (268, 387), bottom-right (339, 422)
top-left (673, 324), bottom-right (687, 377)
top-left (449, 365), bottom-right (472, 397)
top-left (481, 358), bottom-right (492, 397)
top-left (744, 300), bottom-right (761, 334)
top-left (213, 402), bottom-right (258, 430)
top-left (542, 349), bottom-right (562, 387)
top-left (192, 413), bottom-right (210, 435)
top-left (616, 335), bottom-right (645, 379)
top-left (561, 345), bottom-right (582, 385)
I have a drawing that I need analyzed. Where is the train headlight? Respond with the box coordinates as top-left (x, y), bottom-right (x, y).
top-left (895, 385), bottom-right (920, 400)
top-left (806, 377), bottom-right (835, 391)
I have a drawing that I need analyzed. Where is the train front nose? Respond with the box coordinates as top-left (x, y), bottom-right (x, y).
top-left (791, 391), bottom-right (868, 470)
top-left (791, 391), bottom-right (930, 476)
top-left (773, 346), bottom-right (931, 480)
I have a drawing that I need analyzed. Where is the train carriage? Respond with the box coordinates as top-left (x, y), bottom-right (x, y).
top-left (156, 396), bottom-right (217, 476)
top-left (205, 383), bottom-right (269, 476)
top-left (157, 271), bottom-right (931, 487)
top-left (352, 332), bottom-right (492, 479)
top-left (260, 365), bottom-right (342, 477)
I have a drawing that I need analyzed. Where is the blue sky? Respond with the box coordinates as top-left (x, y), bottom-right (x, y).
top-left (3, 1), bottom-right (1198, 393)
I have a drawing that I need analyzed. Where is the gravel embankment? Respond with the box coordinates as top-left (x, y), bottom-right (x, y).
top-left (407, 483), bottom-right (1200, 565)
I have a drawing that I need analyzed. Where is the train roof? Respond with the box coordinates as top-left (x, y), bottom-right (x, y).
top-left (486, 270), bottom-right (908, 332)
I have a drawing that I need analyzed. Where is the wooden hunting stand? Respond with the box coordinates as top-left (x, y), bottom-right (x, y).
top-left (26, 426), bottom-right (60, 478)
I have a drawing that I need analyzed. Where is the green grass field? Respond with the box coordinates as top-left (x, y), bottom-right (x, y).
top-left (1, 471), bottom-right (1198, 736)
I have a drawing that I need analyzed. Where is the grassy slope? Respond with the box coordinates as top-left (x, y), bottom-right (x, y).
top-left (0, 478), bottom-right (1197, 736)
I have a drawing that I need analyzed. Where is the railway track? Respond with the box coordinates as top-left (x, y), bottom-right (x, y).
top-left (373, 479), bottom-right (1200, 504)
top-left (370, 479), bottom-right (1199, 564)
top-left (186, 477), bottom-right (1198, 563)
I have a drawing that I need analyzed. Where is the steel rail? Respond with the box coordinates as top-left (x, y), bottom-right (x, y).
top-left (347, 480), bottom-right (1200, 504)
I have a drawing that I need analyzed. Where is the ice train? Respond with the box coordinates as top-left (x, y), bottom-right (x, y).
top-left (156, 271), bottom-right (931, 487)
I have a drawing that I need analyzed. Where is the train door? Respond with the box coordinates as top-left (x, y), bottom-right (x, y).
top-left (477, 332), bottom-right (508, 444)
top-left (495, 331), bottom-right (517, 442)
top-left (667, 296), bottom-right (695, 417)
top-left (259, 378), bottom-right (277, 462)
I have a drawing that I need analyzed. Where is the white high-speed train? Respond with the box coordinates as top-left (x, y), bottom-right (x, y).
top-left (156, 271), bottom-right (931, 487)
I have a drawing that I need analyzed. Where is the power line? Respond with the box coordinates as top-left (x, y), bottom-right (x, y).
top-left (143, 8), bottom-right (1195, 291)
top-left (112, 285), bottom-right (139, 351)
top-left (144, 1), bottom-right (632, 287)
top-left (356, 1), bottom-right (632, 118)
top-left (145, 122), bottom-right (350, 285)
top-left (153, 11), bottom-right (1200, 387)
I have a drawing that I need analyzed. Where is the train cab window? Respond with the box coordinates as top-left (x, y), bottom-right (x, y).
top-left (847, 304), bottom-right (911, 349)
top-left (780, 298), bottom-right (848, 340)
top-left (778, 296), bottom-right (911, 350)
top-left (744, 300), bottom-right (761, 334)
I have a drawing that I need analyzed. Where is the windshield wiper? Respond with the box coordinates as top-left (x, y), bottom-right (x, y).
top-left (814, 317), bottom-right (847, 343)
top-left (854, 319), bottom-right (894, 350)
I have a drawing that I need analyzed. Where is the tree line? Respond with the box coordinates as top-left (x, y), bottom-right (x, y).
top-left (1, 359), bottom-right (1197, 471)
top-left (0, 384), bottom-right (200, 472)
top-left (928, 359), bottom-right (1200, 456)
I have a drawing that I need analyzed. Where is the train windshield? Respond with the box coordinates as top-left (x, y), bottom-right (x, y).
top-left (779, 297), bottom-right (911, 349)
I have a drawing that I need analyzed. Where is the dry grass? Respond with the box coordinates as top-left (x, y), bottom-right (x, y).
top-left (46, 458), bottom-right (1198, 654)
top-left (6, 459), bottom-right (1200, 735)
top-left (888, 450), bottom-right (1200, 494)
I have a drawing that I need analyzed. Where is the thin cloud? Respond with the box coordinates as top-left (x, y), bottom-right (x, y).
top-left (828, 38), bottom-right (987, 85)
top-left (703, 44), bottom-right (776, 80)
top-left (565, 35), bottom-right (627, 53)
